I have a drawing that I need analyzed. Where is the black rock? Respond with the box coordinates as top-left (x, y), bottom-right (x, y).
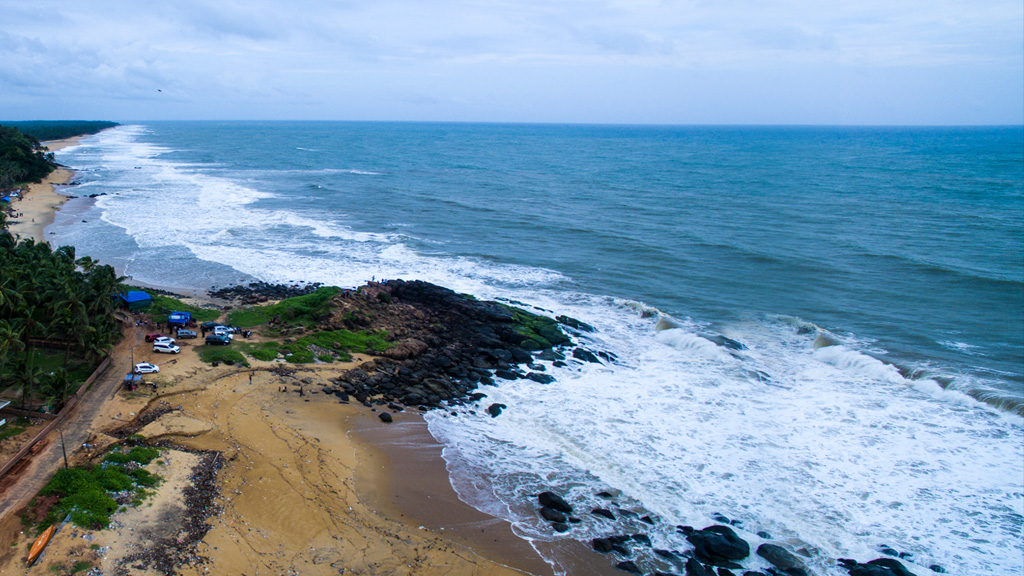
top-left (495, 369), bottom-right (520, 380)
top-left (928, 565), bottom-right (945, 573)
top-left (592, 508), bottom-right (616, 520)
top-left (866, 558), bottom-right (914, 576)
top-left (654, 549), bottom-right (677, 559)
top-left (616, 560), bottom-right (641, 574)
top-left (487, 403), bottom-right (506, 417)
top-left (553, 522), bottom-right (569, 532)
top-left (540, 506), bottom-right (567, 523)
top-left (756, 544), bottom-right (807, 576)
top-left (685, 557), bottom-right (716, 576)
top-left (712, 513), bottom-right (731, 524)
top-left (593, 538), bottom-right (614, 553)
top-left (837, 559), bottom-right (858, 569)
top-left (468, 392), bottom-right (487, 402)
top-left (527, 372), bottom-right (556, 384)
top-left (641, 515), bottom-right (655, 524)
top-left (378, 412), bottom-right (393, 423)
top-left (597, 490), bottom-right (617, 499)
top-left (686, 525), bottom-right (750, 565)
top-left (880, 547), bottom-right (899, 558)
top-left (848, 566), bottom-right (896, 576)
top-left (568, 516), bottom-right (581, 524)
top-left (538, 491), bottom-right (573, 513)
top-left (631, 534), bottom-right (652, 547)
top-left (572, 347), bottom-right (600, 363)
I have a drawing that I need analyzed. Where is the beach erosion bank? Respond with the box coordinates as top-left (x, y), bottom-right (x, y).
top-left (0, 137), bottom-right (600, 576)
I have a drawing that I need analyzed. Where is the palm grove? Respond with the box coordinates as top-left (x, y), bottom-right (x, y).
top-left (1, 125), bottom-right (122, 412)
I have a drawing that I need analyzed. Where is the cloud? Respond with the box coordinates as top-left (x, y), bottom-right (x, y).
top-left (0, 0), bottom-right (1020, 123)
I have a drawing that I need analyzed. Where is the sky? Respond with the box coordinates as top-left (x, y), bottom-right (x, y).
top-left (0, 0), bottom-right (1021, 125)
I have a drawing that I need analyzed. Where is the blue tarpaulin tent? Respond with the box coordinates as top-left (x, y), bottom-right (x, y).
top-left (120, 291), bottom-right (152, 311)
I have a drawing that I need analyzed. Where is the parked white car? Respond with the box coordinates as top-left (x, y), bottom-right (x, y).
top-left (153, 342), bottom-right (181, 354)
top-left (134, 362), bottom-right (160, 374)
top-left (212, 326), bottom-right (234, 339)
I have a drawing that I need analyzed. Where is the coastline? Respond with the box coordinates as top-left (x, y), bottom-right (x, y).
top-left (5, 136), bottom-right (83, 245)
top-left (0, 152), bottom-right (560, 575)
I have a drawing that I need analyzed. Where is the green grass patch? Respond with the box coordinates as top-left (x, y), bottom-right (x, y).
top-left (0, 424), bottom-right (26, 441)
top-left (239, 329), bottom-right (391, 364)
top-left (146, 294), bottom-right (221, 323)
top-left (229, 329), bottom-right (390, 364)
top-left (197, 346), bottom-right (249, 367)
top-left (225, 287), bottom-right (344, 328)
top-left (37, 448), bottom-right (164, 530)
top-left (70, 560), bottom-right (93, 574)
top-left (103, 446), bottom-right (160, 466)
top-left (236, 341), bottom-right (281, 362)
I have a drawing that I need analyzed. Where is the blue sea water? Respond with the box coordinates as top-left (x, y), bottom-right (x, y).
top-left (50, 123), bottom-right (1023, 575)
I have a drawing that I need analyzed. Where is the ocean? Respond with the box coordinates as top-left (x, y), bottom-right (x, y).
top-left (49, 122), bottom-right (1023, 575)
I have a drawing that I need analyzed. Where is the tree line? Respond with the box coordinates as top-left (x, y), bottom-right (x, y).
top-left (0, 125), bottom-right (56, 192)
top-left (3, 121), bottom-right (118, 143)
top-left (0, 219), bottom-right (123, 411)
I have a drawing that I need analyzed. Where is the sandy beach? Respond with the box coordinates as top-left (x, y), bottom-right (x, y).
top-left (0, 322), bottom-right (558, 576)
top-left (4, 136), bottom-right (83, 244)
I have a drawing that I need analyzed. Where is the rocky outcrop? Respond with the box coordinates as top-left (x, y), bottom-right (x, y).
top-left (309, 280), bottom-right (598, 410)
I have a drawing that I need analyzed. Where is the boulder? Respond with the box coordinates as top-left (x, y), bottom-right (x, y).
top-left (593, 538), bottom-right (614, 553)
top-left (592, 508), bottom-right (616, 520)
top-left (538, 491), bottom-right (573, 513)
top-left (684, 557), bottom-right (716, 576)
top-left (540, 506), bottom-right (567, 523)
top-left (756, 544), bottom-right (808, 576)
top-left (527, 372), bottom-right (556, 384)
top-left (378, 412), bottom-right (393, 423)
top-left (686, 525), bottom-right (750, 565)
top-left (487, 403), bottom-right (507, 417)
top-left (865, 558), bottom-right (914, 576)
top-left (616, 561), bottom-right (641, 574)
top-left (572, 348), bottom-right (601, 363)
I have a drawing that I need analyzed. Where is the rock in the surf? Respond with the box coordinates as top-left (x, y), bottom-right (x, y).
top-left (685, 525), bottom-right (750, 564)
top-left (756, 543), bottom-right (808, 576)
top-left (538, 491), bottom-right (573, 513)
top-left (540, 506), bottom-right (567, 523)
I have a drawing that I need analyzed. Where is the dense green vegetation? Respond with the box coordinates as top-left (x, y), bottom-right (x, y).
top-left (0, 232), bottom-right (123, 411)
top-left (34, 444), bottom-right (162, 529)
top-left (3, 121), bottom-right (118, 143)
top-left (0, 125), bottom-right (55, 191)
top-left (225, 286), bottom-right (343, 327)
